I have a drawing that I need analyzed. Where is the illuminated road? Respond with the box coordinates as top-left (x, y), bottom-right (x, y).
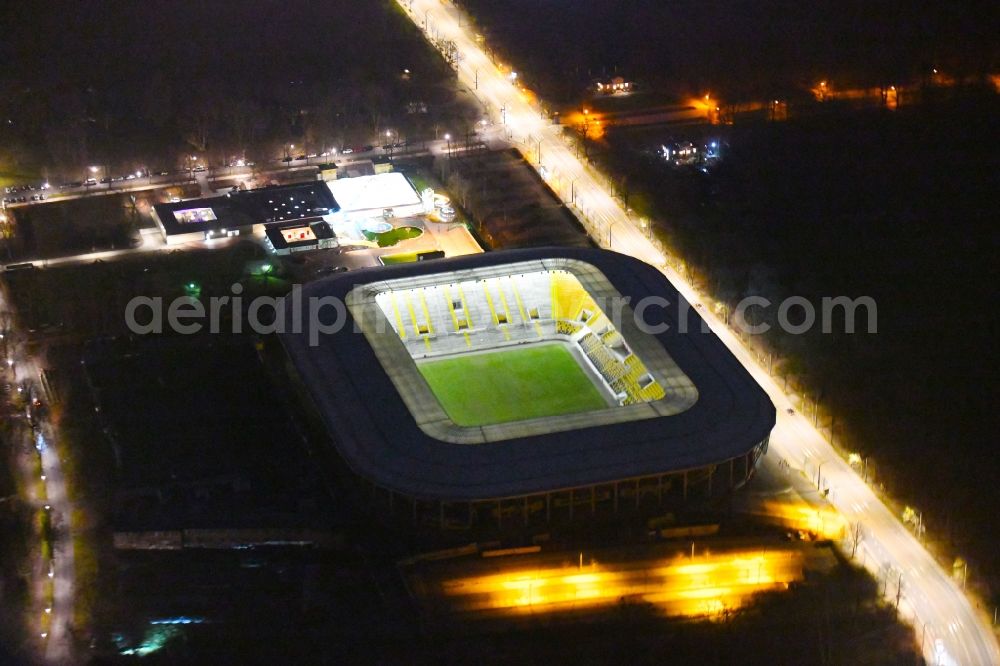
top-left (36, 419), bottom-right (74, 663)
top-left (398, 2), bottom-right (1000, 663)
top-left (0, 287), bottom-right (75, 662)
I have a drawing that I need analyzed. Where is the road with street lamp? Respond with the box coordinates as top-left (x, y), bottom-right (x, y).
top-left (397, 1), bottom-right (1000, 663)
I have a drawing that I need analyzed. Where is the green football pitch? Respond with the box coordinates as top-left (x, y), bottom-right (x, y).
top-left (418, 343), bottom-right (608, 426)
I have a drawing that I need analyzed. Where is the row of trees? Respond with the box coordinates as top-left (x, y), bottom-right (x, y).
top-left (0, 0), bottom-right (477, 182)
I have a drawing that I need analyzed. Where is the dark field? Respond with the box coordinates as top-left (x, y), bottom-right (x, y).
top-left (1, 241), bottom-right (272, 336)
top-left (441, 148), bottom-right (593, 248)
top-left (460, 0), bottom-right (998, 104)
top-left (83, 336), bottom-right (332, 530)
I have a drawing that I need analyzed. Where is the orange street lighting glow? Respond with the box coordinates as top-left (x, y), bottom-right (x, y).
top-left (760, 500), bottom-right (847, 540)
top-left (434, 548), bottom-right (804, 618)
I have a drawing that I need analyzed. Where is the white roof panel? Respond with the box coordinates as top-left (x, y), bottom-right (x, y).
top-left (326, 172), bottom-right (421, 214)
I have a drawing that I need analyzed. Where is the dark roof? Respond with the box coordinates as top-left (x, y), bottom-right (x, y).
top-left (279, 247), bottom-right (775, 501)
top-left (265, 220), bottom-right (335, 250)
top-left (153, 181), bottom-right (339, 237)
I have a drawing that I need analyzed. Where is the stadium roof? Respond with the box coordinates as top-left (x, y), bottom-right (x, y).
top-left (279, 248), bottom-right (775, 501)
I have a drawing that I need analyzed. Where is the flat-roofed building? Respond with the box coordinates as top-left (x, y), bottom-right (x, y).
top-left (324, 171), bottom-right (428, 223)
top-left (151, 182), bottom-right (340, 245)
top-left (264, 220), bottom-right (337, 255)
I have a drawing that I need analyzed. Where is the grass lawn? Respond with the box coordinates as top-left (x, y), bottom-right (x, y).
top-left (380, 252), bottom-right (419, 265)
top-left (364, 225), bottom-right (423, 247)
top-left (418, 343), bottom-right (607, 426)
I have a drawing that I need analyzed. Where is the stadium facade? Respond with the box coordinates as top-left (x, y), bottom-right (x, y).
top-left (280, 248), bottom-right (775, 528)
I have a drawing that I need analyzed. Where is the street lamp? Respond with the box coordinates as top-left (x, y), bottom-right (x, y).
top-left (816, 460), bottom-right (828, 490)
top-left (444, 133), bottom-right (452, 157)
top-left (384, 130), bottom-right (396, 161)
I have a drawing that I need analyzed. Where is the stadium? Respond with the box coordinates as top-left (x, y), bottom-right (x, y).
top-left (280, 248), bottom-right (775, 528)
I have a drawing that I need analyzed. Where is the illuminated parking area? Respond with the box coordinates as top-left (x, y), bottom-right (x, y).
top-left (350, 257), bottom-right (698, 443)
top-left (414, 547), bottom-right (808, 619)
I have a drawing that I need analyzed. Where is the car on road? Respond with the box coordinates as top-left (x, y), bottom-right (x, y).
top-left (315, 265), bottom-right (349, 276)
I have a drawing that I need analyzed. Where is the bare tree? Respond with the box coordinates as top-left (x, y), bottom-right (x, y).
top-left (849, 521), bottom-right (863, 559)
